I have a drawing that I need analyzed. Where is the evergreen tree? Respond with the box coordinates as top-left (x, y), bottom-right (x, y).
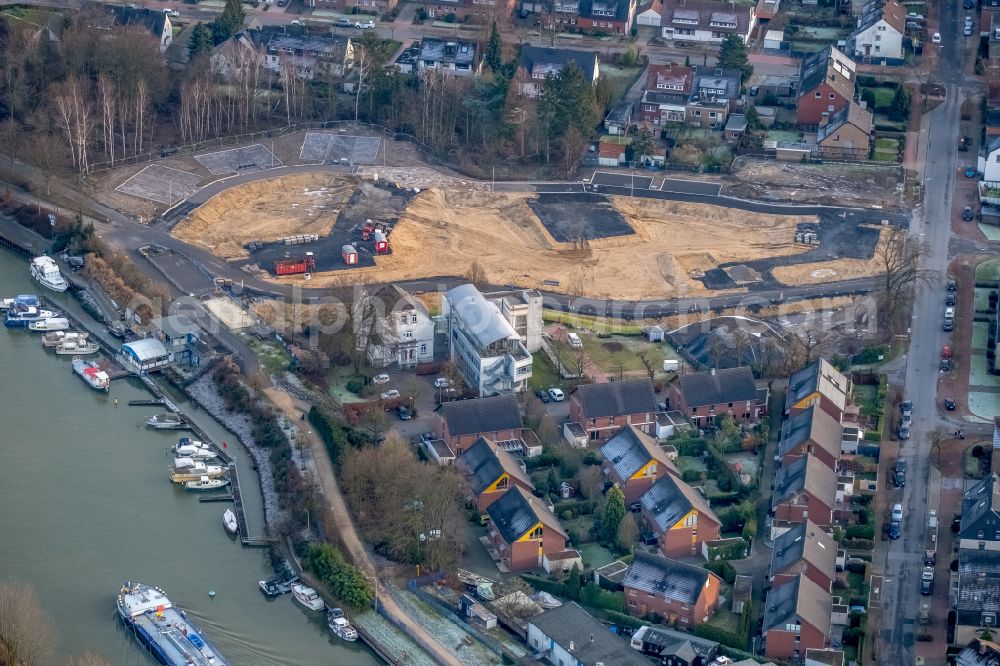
top-left (718, 35), bottom-right (753, 85)
top-left (889, 86), bottom-right (911, 122)
top-left (211, 0), bottom-right (246, 44)
top-left (484, 21), bottom-right (503, 72)
top-left (188, 23), bottom-right (214, 59)
top-left (602, 486), bottom-right (626, 543)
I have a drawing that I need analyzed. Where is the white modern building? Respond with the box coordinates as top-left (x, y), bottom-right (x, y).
top-left (482, 287), bottom-right (544, 353)
top-left (365, 285), bottom-right (435, 369)
top-left (442, 284), bottom-right (533, 396)
top-left (120, 338), bottom-right (171, 373)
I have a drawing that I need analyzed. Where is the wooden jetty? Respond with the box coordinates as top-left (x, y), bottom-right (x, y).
top-left (197, 495), bottom-right (235, 503)
top-left (128, 398), bottom-right (165, 406)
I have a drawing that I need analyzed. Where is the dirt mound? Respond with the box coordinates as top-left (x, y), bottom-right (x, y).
top-left (172, 172), bottom-right (357, 259)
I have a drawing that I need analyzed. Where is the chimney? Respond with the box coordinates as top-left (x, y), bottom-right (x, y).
top-left (590, 634), bottom-right (594, 642)
top-left (711, 368), bottom-right (716, 376)
top-left (569, 641), bottom-right (575, 651)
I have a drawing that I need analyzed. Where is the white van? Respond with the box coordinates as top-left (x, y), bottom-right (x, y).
top-left (567, 332), bottom-right (583, 348)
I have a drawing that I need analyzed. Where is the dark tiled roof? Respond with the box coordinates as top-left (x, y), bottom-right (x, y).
top-left (641, 89), bottom-right (690, 106)
top-left (675, 367), bottom-right (757, 408)
top-left (420, 38), bottom-right (477, 65)
top-left (817, 102), bottom-right (873, 143)
top-left (528, 602), bottom-right (651, 666)
top-left (601, 425), bottom-right (678, 481)
top-left (692, 66), bottom-right (743, 101)
top-left (957, 548), bottom-right (1000, 613)
top-left (573, 379), bottom-right (657, 419)
top-left (440, 394), bottom-right (522, 436)
top-left (623, 551), bottom-right (715, 604)
top-left (961, 474), bottom-right (1000, 541)
top-left (762, 574), bottom-right (832, 635)
top-left (487, 486), bottom-right (565, 544)
top-left (637, 625), bottom-right (719, 656)
top-left (777, 405), bottom-right (843, 460)
top-left (520, 45), bottom-right (599, 80)
top-left (662, 0), bottom-right (753, 36)
top-left (784, 358), bottom-right (850, 412)
top-left (957, 639), bottom-right (1000, 666)
top-left (641, 473), bottom-right (718, 532)
top-left (772, 454), bottom-right (837, 509)
top-left (770, 520), bottom-right (837, 580)
top-left (855, 0), bottom-right (906, 35)
top-left (455, 436), bottom-right (534, 496)
top-left (797, 46), bottom-right (855, 101)
top-left (579, 0), bottom-right (633, 22)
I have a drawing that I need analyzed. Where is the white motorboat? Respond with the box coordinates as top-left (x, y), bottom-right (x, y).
top-left (54, 338), bottom-right (99, 355)
top-left (173, 440), bottom-right (218, 460)
top-left (28, 317), bottom-right (69, 332)
top-left (170, 459), bottom-right (226, 482)
top-left (327, 608), bottom-right (359, 641)
top-left (5, 305), bottom-right (57, 327)
top-left (223, 509), bottom-right (238, 535)
top-left (30, 256), bottom-right (68, 292)
top-left (42, 330), bottom-right (87, 348)
top-left (291, 583), bottom-right (325, 612)
top-left (72, 358), bottom-right (110, 392)
top-left (185, 476), bottom-right (231, 492)
top-left (146, 412), bottom-right (188, 430)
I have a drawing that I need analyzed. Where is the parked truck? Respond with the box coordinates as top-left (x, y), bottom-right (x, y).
top-left (924, 509), bottom-right (938, 566)
top-left (273, 252), bottom-right (315, 275)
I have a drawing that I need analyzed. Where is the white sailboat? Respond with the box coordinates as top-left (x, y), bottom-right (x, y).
top-left (223, 509), bottom-right (238, 535)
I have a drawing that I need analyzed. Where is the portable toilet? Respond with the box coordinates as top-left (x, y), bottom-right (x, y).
top-left (342, 244), bottom-right (358, 265)
top-left (373, 230), bottom-right (389, 254)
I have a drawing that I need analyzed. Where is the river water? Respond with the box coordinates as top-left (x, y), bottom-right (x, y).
top-left (0, 247), bottom-right (379, 665)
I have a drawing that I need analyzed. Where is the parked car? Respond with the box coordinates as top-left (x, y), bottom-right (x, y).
top-left (943, 319), bottom-right (954, 332)
top-left (948, 279), bottom-right (957, 291)
top-left (944, 397), bottom-right (957, 410)
top-left (899, 424), bottom-right (911, 440)
top-left (942, 345), bottom-right (952, 359)
top-left (941, 358), bottom-right (951, 372)
top-left (354, 19), bottom-right (374, 28)
top-left (548, 388), bottom-right (565, 402)
top-left (336, 17), bottom-right (352, 27)
top-left (963, 206), bottom-right (975, 221)
top-left (965, 165), bottom-right (977, 177)
top-left (921, 567), bottom-right (934, 595)
top-left (960, 136), bottom-right (971, 151)
top-left (290, 19), bottom-right (303, 26)
top-left (534, 389), bottom-right (550, 403)
top-left (895, 458), bottom-right (906, 487)
top-left (380, 389), bottom-right (400, 400)
top-left (964, 23), bottom-right (974, 36)
top-left (433, 377), bottom-right (453, 389)
top-left (946, 293), bottom-right (956, 306)
top-left (397, 405), bottom-right (412, 420)
top-left (519, 8), bottom-right (530, 17)
top-left (890, 520), bottom-right (901, 539)
top-left (892, 503), bottom-right (903, 521)
top-left (162, 8), bottom-right (180, 16)
top-left (932, 32), bottom-right (942, 44)
top-left (945, 306), bottom-right (955, 319)
top-left (901, 400), bottom-right (913, 418)
top-left (372, 373), bottom-right (390, 384)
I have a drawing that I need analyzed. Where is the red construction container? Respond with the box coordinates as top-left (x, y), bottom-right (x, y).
top-left (274, 252), bottom-right (315, 275)
top-left (342, 244), bottom-right (358, 265)
top-left (373, 230), bottom-right (389, 254)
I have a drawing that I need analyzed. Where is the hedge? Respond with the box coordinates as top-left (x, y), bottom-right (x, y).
top-left (846, 525), bottom-right (875, 540)
top-left (705, 560), bottom-right (737, 584)
top-left (553, 499), bottom-right (597, 517)
top-left (521, 574), bottom-right (569, 599)
top-left (309, 405), bottom-right (370, 466)
top-left (579, 582), bottom-right (624, 613)
top-left (691, 602), bottom-right (751, 650)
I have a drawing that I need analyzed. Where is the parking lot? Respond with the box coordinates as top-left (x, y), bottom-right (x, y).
top-left (589, 171), bottom-right (723, 196)
top-left (194, 144), bottom-right (283, 175)
top-left (116, 165), bottom-right (202, 205)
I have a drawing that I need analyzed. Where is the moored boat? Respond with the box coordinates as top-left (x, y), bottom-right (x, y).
top-left (173, 439), bottom-right (218, 460)
top-left (42, 330), bottom-right (87, 348)
top-left (30, 256), bottom-right (68, 293)
top-left (54, 338), bottom-right (99, 355)
top-left (184, 476), bottom-right (230, 492)
top-left (146, 413), bottom-right (188, 430)
top-left (5, 305), bottom-right (57, 327)
top-left (0, 294), bottom-right (37, 311)
top-left (72, 358), bottom-right (110, 392)
top-left (169, 459), bottom-right (226, 483)
top-left (291, 583), bottom-right (325, 612)
top-left (28, 317), bottom-right (69, 332)
top-left (327, 608), bottom-right (359, 641)
top-left (116, 582), bottom-right (229, 666)
top-left (223, 508), bottom-right (238, 535)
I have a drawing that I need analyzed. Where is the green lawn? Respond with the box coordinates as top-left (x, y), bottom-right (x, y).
top-left (529, 353), bottom-right (561, 390)
top-left (966, 446), bottom-right (988, 478)
top-left (599, 64), bottom-right (643, 107)
top-left (675, 456), bottom-right (708, 474)
top-left (578, 333), bottom-right (676, 377)
top-left (578, 542), bottom-right (616, 569)
top-left (975, 257), bottom-right (1000, 281)
top-left (542, 310), bottom-right (644, 335)
top-left (246, 339), bottom-right (290, 376)
top-left (853, 385), bottom-right (880, 417)
top-left (863, 87), bottom-right (895, 110)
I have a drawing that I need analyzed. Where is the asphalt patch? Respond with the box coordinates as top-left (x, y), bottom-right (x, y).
top-left (528, 193), bottom-right (634, 242)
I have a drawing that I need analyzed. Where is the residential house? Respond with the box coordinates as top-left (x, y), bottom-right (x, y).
top-left (365, 285), bottom-right (435, 369)
top-left (756, 0), bottom-right (782, 23)
top-left (955, 548), bottom-right (1000, 643)
top-left (769, 520), bottom-right (837, 592)
top-left (569, 378), bottom-right (658, 442)
top-left (597, 141), bottom-right (626, 166)
top-left (622, 551), bottom-right (722, 626)
top-left (629, 625), bottom-right (721, 664)
top-left (772, 454), bottom-right (837, 526)
top-left (851, 0), bottom-right (906, 62)
top-left (420, 0), bottom-right (516, 22)
top-left (980, 137), bottom-right (1000, 183)
top-left (959, 473), bottom-right (1000, 550)
top-left (659, 0), bottom-right (756, 44)
top-left (686, 67), bottom-right (742, 129)
top-left (436, 394), bottom-right (534, 457)
top-left (956, 638), bottom-right (1000, 666)
top-left (310, 0), bottom-right (398, 15)
top-left (486, 486), bottom-right (567, 572)
top-left (605, 100), bottom-right (634, 135)
top-left (724, 114), bottom-right (748, 143)
top-left (640, 473), bottom-right (722, 558)
top-left (601, 425), bottom-right (680, 503)
top-left (455, 436), bottom-right (535, 512)
top-left (516, 46), bottom-right (600, 98)
top-left (417, 39), bottom-right (481, 77)
top-left (442, 284), bottom-right (532, 395)
top-left (542, 0), bottom-right (636, 35)
top-left (669, 366), bottom-right (761, 425)
top-left (795, 46), bottom-right (856, 126)
top-left (762, 574), bottom-right (832, 660)
top-left (482, 287), bottom-right (544, 353)
top-left (777, 406), bottom-right (843, 471)
top-left (785, 358), bottom-right (852, 422)
top-left (109, 7), bottom-right (173, 53)
top-left (816, 101), bottom-right (874, 160)
top-left (639, 64), bottom-right (695, 127)
top-left (637, 0), bottom-right (663, 25)
top-left (212, 27), bottom-right (355, 81)
top-left (526, 602), bottom-right (652, 666)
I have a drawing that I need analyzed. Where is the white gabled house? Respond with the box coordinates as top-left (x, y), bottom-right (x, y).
top-left (364, 285), bottom-right (435, 369)
top-left (660, 0), bottom-right (756, 44)
top-left (850, 0), bottom-right (906, 61)
top-left (979, 136), bottom-right (1000, 183)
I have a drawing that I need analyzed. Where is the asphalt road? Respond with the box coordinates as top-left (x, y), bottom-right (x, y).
top-left (878, 5), bottom-right (967, 662)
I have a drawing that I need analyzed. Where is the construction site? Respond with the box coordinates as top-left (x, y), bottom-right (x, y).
top-left (164, 169), bottom-right (896, 300)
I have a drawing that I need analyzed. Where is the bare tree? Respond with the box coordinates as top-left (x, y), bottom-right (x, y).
top-left (615, 513), bottom-right (639, 551)
top-left (353, 45), bottom-right (370, 122)
top-left (51, 76), bottom-right (95, 172)
top-left (560, 125), bottom-right (586, 178)
top-left (929, 426), bottom-right (948, 468)
top-left (636, 349), bottom-right (656, 383)
top-left (493, 578), bottom-right (541, 620)
top-left (732, 329), bottom-right (752, 367)
top-left (466, 260), bottom-right (488, 289)
top-left (790, 327), bottom-right (832, 364)
top-left (875, 227), bottom-right (936, 335)
top-left (32, 131), bottom-right (64, 196)
top-left (0, 581), bottom-right (54, 666)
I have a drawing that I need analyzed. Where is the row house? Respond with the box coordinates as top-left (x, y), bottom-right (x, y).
top-left (769, 519), bottom-right (837, 593)
top-left (850, 0), bottom-right (906, 62)
top-left (212, 27), bottom-right (354, 81)
top-left (772, 454), bottom-right (837, 527)
top-left (669, 366), bottom-right (763, 425)
top-left (762, 574), bottom-right (833, 660)
top-left (455, 436), bottom-right (535, 512)
top-left (795, 46), bottom-right (856, 126)
top-left (623, 551), bottom-right (721, 626)
top-left (308, 0), bottom-right (399, 16)
top-left (600, 425), bottom-right (680, 503)
top-left (568, 378), bottom-right (657, 442)
top-left (486, 486), bottom-right (567, 572)
top-left (436, 394), bottom-right (537, 457)
top-left (541, 0), bottom-right (637, 35)
top-left (639, 64), bottom-right (693, 126)
top-left (959, 473), bottom-right (1000, 551)
top-left (955, 548), bottom-right (1000, 644)
top-left (640, 473), bottom-right (721, 558)
top-left (816, 101), bottom-right (874, 161)
top-left (777, 405), bottom-right (843, 471)
top-left (420, 0), bottom-right (515, 23)
top-left (785, 357), bottom-right (853, 422)
top-left (526, 602), bottom-right (651, 666)
top-left (417, 39), bottom-right (481, 77)
top-left (659, 0), bottom-right (756, 44)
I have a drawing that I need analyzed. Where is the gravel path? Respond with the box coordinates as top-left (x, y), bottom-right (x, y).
top-left (186, 374), bottom-right (282, 526)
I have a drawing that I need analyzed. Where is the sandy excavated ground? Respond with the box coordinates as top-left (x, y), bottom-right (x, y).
top-left (297, 189), bottom-right (815, 300)
top-left (172, 172), bottom-right (356, 259)
top-left (771, 228), bottom-right (889, 286)
top-left (725, 159), bottom-right (903, 207)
